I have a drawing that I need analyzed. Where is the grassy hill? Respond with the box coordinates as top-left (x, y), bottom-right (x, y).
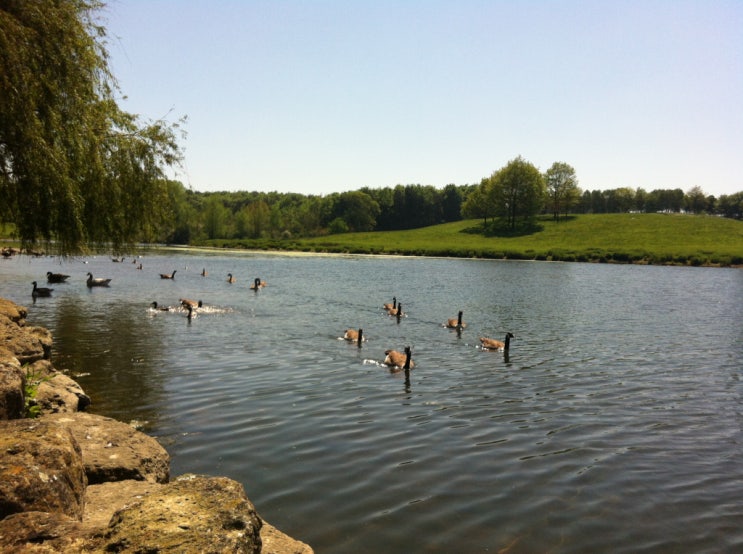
top-left (208, 213), bottom-right (743, 267)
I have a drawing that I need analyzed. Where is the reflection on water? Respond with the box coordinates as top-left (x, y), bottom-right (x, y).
top-left (51, 293), bottom-right (168, 428)
top-left (1, 252), bottom-right (743, 553)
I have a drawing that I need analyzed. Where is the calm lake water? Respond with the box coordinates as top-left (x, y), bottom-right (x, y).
top-left (2, 250), bottom-right (742, 553)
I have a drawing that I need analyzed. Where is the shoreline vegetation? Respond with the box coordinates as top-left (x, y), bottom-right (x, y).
top-left (3, 213), bottom-right (742, 268)
top-left (193, 213), bottom-right (743, 268)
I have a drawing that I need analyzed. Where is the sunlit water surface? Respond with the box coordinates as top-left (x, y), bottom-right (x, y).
top-left (2, 251), bottom-right (742, 553)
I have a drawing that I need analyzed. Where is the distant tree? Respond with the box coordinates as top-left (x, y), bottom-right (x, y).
top-left (334, 191), bottom-right (380, 232)
top-left (203, 196), bottom-right (228, 239)
top-left (441, 184), bottom-right (463, 222)
top-left (0, 0), bottom-right (183, 254)
top-left (717, 192), bottom-right (743, 219)
top-left (544, 162), bottom-right (580, 220)
top-left (461, 178), bottom-right (492, 223)
top-left (163, 180), bottom-right (197, 244)
top-left (685, 186), bottom-right (707, 214)
top-left (489, 157), bottom-right (545, 231)
top-left (613, 187), bottom-right (636, 212)
top-left (328, 217), bottom-right (349, 234)
top-left (578, 190), bottom-right (592, 213)
top-left (634, 188), bottom-right (648, 212)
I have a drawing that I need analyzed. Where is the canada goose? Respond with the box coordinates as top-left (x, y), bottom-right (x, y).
top-left (383, 297), bottom-right (397, 311)
top-left (227, 273), bottom-right (236, 283)
top-left (446, 311), bottom-right (466, 329)
top-left (343, 328), bottom-right (364, 345)
top-left (160, 270), bottom-right (176, 279)
top-left (86, 272), bottom-right (111, 287)
top-left (179, 298), bottom-right (203, 309)
top-left (112, 257), bottom-right (124, 263)
top-left (249, 277), bottom-right (266, 290)
top-left (480, 332), bottom-right (515, 351)
top-left (136, 263), bottom-right (143, 270)
top-left (150, 301), bottom-right (170, 311)
top-left (32, 281), bottom-right (53, 297)
top-left (201, 268), bottom-right (207, 277)
top-left (384, 346), bottom-right (414, 370)
top-left (46, 271), bottom-right (70, 283)
top-left (387, 302), bottom-right (402, 317)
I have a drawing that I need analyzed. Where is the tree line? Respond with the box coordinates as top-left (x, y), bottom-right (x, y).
top-left (158, 169), bottom-right (742, 244)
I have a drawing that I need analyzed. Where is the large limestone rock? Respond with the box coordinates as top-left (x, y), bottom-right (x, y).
top-left (0, 357), bottom-right (24, 420)
top-left (0, 317), bottom-right (52, 364)
top-left (83, 480), bottom-right (162, 532)
top-left (43, 412), bottom-right (169, 484)
top-left (0, 298), bottom-right (27, 324)
top-left (29, 360), bottom-right (91, 414)
top-left (0, 419), bottom-right (86, 520)
top-left (83, 480), bottom-right (314, 554)
top-left (0, 511), bottom-right (91, 553)
top-left (96, 474), bottom-right (262, 553)
top-left (261, 522), bottom-right (315, 554)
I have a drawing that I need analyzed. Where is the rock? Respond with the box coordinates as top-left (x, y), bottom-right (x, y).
top-left (0, 317), bottom-right (52, 364)
top-left (42, 412), bottom-right (170, 485)
top-left (0, 511), bottom-right (92, 553)
top-left (84, 480), bottom-right (314, 554)
top-left (83, 479), bottom-right (162, 533)
top-left (261, 521), bottom-right (315, 554)
top-left (0, 298), bottom-right (27, 325)
top-left (95, 474), bottom-right (262, 553)
top-left (0, 357), bottom-right (25, 420)
top-left (0, 419), bottom-right (86, 520)
top-left (30, 360), bottom-right (91, 414)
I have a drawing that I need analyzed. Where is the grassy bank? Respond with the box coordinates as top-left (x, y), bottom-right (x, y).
top-left (200, 214), bottom-right (743, 267)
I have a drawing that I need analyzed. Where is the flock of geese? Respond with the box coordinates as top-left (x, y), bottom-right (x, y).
top-left (342, 296), bottom-right (515, 373)
top-left (31, 263), bottom-right (515, 373)
top-left (31, 263), bottom-right (266, 324)
top-left (32, 271), bottom-right (110, 297)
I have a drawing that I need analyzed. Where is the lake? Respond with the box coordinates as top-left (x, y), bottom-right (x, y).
top-left (2, 250), bottom-right (742, 553)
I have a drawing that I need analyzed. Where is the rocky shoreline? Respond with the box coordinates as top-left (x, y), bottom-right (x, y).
top-left (0, 297), bottom-right (312, 553)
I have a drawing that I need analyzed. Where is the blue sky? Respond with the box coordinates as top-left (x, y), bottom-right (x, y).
top-left (104, 0), bottom-right (742, 197)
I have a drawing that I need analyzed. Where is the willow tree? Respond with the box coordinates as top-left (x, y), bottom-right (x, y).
top-left (0, 0), bottom-right (183, 254)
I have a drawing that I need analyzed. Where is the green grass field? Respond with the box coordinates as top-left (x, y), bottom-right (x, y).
top-left (206, 213), bottom-right (743, 267)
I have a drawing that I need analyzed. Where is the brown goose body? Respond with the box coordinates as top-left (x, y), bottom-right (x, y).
top-left (160, 270), bottom-right (176, 279)
top-left (249, 278), bottom-right (267, 290)
top-left (387, 302), bottom-right (403, 317)
top-left (446, 311), bottom-right (466, 329)
top-left (343, 328), bottom-right (364, 344)
top-left (480, 332), bottom-right (515, 351)
top-left (179, 298), bottom-right (203, 309)
top-left (384, 346), bottom-right (414, 369)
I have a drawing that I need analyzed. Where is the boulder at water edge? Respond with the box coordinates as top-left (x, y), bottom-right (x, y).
top-left (0, 418), bottom-right (87, 520)
top-left (95, 474), bottom-right (262, 553)
top-left (43, 412), bottom-right (170, 484)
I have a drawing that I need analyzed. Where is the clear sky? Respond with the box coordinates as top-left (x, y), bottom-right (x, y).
top-left (103, 0), bottom-right (742, 197)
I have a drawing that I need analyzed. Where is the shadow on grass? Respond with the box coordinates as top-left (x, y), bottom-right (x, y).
top-left (460, 220), bottom-right (544, 237)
